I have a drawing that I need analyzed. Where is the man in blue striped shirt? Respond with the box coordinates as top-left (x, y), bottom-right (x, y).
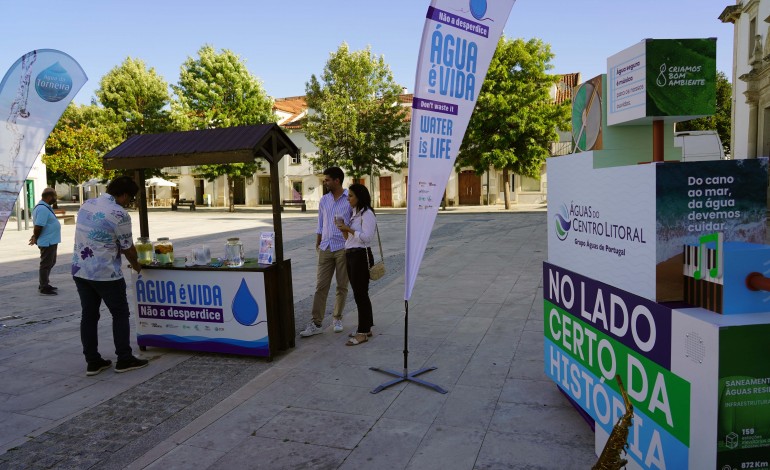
top-left (300, 167), bottom-right (353, 337)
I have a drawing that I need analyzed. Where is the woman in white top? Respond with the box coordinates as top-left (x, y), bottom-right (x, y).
top-left (336, 183), bottom-right (376, 346)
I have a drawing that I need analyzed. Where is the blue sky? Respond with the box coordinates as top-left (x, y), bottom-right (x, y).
top-left (1, 0), bottom-right (733, 105)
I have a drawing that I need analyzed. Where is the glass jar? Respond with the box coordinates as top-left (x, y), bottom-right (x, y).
top-left (224, 237), bottom-right (244, 267)
top-left (136, 237), bottom-right (154, 265)
top-left (154, 237), bottom-right (174, 265)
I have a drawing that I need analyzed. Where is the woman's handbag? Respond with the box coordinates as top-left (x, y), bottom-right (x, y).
top-left (369, 224), bottom-right (385, 280)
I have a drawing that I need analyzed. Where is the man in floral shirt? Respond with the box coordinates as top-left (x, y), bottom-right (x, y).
top-left (72, 176), bottom-right (148, 376)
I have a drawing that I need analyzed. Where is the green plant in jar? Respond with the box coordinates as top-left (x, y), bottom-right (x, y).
top-left (136, 237), bottom-right (154, 265)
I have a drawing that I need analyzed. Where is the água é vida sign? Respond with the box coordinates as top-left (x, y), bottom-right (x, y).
top-left (543, 262), bottom-right (691, 469)
top-left (415, 12), bottom-right (480, 161)
top-left (133, 270), bottom-right (266, 329)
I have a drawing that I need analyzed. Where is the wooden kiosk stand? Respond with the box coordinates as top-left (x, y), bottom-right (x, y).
top-left (103, 124), bottom-right (299, 360)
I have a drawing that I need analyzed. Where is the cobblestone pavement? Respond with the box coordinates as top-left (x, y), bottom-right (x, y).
top-left (0, 355), bottom-right (270, 470)
top-left (0, 208), bottom-right (578, 470)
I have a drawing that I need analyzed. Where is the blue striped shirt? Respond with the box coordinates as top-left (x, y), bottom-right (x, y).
top-left (317, 189), bottom-right (352, 252)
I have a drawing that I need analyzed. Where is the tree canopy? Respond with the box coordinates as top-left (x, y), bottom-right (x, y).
top-left (304, 43), bottom-right (409, 180)
top-left (96, 57), bottom-right (171, 138)
top-left (44, 103), bottom-right (123, 185)
top-left (172, 45), bottom-right (275, 130)
top-left (676, 70), bottom-right (732, 155)
top-left (172, 45), bottom-right (276, 211)
top-left (457, 37), bottom-right (570, 208)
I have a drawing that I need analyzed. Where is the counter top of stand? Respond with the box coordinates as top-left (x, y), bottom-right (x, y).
top-left (142, 258), bottom-right (279, 272)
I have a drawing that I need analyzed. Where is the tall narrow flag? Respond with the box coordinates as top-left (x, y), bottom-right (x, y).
top-left (0, 50), bottom-right (87, 239)
top-left (405, 0), bottom-right (516, 300)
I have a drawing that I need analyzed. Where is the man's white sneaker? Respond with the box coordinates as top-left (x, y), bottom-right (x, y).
top-left (333, 319), bottom-right (343, 333)
top-left (300, 322), bottom-right (323, 337)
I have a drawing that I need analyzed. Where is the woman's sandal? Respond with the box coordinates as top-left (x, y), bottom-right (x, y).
top-left (348, 331), bottom-right (373, 338)
top-left (346, 333), bottom-right (369, 346)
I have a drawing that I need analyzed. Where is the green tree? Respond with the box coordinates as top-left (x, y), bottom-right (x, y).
top-left (676, 70), bottom-right (732, 155)
top-left (44, 103), bottom-right (123, 191)
top-left (96, 57), bottom-right (171, 138)
top-left (304, 43), bottom-right (409, 180)
top-left (172, 45), bottom-right (276, 212)
top-left (457, 37), bottom-right (570, 209)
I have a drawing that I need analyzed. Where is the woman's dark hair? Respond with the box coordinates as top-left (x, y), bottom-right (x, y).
top-left (348, 183), bottom-right (374, 214)
top-left (106, 176), bottom-right (139, 198)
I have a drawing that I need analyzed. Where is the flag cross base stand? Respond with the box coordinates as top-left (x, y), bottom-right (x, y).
top-left (371, 300), bottom-right (447, 395)
top-left (370, 366), bottom-right (448, 394)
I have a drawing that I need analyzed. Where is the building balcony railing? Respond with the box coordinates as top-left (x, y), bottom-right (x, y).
top-left (550, 141), bottom-right (573, 156)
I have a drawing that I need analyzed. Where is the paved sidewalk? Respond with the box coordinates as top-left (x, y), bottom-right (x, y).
top-left (0, 203), bottom-right (597, 469)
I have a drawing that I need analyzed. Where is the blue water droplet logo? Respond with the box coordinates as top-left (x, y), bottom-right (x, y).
top-left (469, 0), bottom-right (487, 20)
top-left (35, 62), bottom-right (72, 102)
top-left (232, 278), bottom-right (259, 326)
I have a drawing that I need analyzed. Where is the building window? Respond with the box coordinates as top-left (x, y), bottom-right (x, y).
top-left (404, 140), bottom-right (410, 163)
top-left (520, 175), bottom-right (541, 192)
top-left (291, 153), bottom-right (301, 165)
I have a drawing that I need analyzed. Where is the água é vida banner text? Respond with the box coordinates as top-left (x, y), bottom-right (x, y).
top-left (404, 0), bottom-right (516, 300)
top-left (0, 50), bottom-right (87, 239)
top-left (543, 261), bottom-right (691, 469)
top-left (132, 269), bottom-right (270, 356)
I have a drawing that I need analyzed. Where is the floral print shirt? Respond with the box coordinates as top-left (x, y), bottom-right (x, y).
top-left (71, 194), bottom-right (134, 281)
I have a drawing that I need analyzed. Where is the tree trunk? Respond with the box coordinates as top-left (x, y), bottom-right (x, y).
top-left (228, 176), bottom-right (235, 212)
top-left (503, 168), bottom-right (511, 210)
top-left (370, 170), bottom-right (374, 206)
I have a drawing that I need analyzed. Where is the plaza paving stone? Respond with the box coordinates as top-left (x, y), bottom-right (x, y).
top-left (0, 204), bottom-right (600, 469)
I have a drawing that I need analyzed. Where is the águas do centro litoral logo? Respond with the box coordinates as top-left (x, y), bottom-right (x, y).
top-left (557, 202), bottom-right (647, 244)
top-left (554, 203), bottom-right (571, 241)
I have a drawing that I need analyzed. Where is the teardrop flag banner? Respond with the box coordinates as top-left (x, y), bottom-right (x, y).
top-left (0, 49), bottom-right (87, 239)
top-left (405, 0), bottom-right (516, 300)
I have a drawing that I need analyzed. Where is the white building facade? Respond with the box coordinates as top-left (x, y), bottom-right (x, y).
top-left (721, 0), bottom-right (770, 205)
top-left (722, 0), bottom-right (770, 160)
top-left (165, 78), bottom-right (576, 209)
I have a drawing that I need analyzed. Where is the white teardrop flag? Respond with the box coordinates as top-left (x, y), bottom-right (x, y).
top-left (0, 49), bottom-right (87, 239)
top-left (405, 0), bottom-right (516, 300)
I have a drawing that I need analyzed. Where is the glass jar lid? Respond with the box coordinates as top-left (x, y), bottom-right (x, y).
top-left (157, 237), bottom-right (169, 241)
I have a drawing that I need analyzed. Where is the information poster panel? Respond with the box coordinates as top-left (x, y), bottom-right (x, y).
top-left (607, 41), bottom-right (647, 126)
top-left (132, 269), bottom-right (269, 356)
top-left (548, 152), bottom-right (658, 300)
top-left (717, 324), bottom-right (770, 469)
top-left (607, 38), bottom-right (716, 126)
top-left (646, 38), bottom-right (716, 119)
top-left (543, 262), bottom-right (691, 470)
top-left (548, 154), bottom-right (767, 302)
top-left (654, 159), bottom-right (767, 301)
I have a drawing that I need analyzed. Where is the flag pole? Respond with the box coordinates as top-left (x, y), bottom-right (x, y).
top-left (370, 300), bottom-right (447, 394)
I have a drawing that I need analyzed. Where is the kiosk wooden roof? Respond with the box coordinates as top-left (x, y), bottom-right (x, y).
top-left (103, 124), bottom-right (300, 263)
